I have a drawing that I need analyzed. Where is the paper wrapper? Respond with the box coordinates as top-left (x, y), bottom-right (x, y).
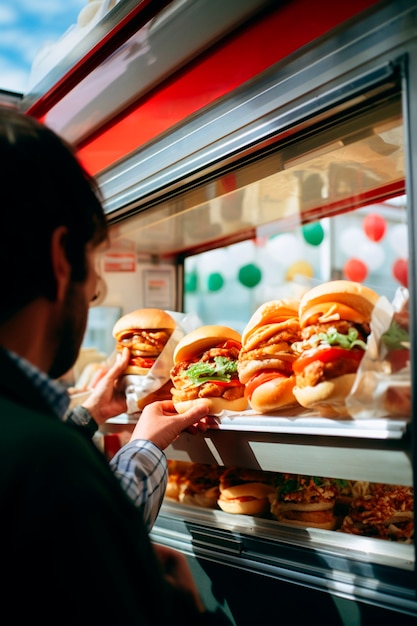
top-left (346, 287), bottom-right (411, 420)
top-left (121, 311), bottom-right (203, 414)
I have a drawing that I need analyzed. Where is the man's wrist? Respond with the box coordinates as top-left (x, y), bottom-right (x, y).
top-left (65, 405), bottom-right (99, 438)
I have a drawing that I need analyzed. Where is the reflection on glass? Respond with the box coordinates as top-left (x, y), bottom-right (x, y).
top-left (83, 306), bottom-right (122, 357)
top-left (111, 96), bottom-right (404, 261)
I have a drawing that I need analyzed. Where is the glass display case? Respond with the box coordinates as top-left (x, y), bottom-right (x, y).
top-left (15, 0), bottom-right (417, 623)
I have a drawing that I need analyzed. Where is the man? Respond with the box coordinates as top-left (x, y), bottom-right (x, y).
top-left (67, 350), bottom-right (219, 530)
top-left (0, 108), bottom-right (230, 625)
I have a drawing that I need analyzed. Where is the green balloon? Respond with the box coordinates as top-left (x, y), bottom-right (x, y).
top-left (238, 263), bottom-right (262, 288)
top-left (302, 222), bottom-right (324, 246)
top-left (207, 272), bottom-right (224, 292)
top-left (184, 271), bottom-right (198, 293)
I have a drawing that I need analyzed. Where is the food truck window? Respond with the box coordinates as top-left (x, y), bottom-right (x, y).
top-left (183, 94), bottom-right (406, 331)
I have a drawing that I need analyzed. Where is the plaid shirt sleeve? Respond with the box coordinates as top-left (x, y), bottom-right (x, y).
top-left (66, 407), bottom-right (167, 530)
top-left (110, 440), bottom-right (168, 531)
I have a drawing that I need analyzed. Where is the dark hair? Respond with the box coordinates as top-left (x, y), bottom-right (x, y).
top-left (0, 107), bottom-right (108, 322)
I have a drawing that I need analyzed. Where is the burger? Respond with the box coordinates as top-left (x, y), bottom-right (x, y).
top-left (113, 307), bottom-right (177, 375)
top-left (381, 308), bottom-right (410, 373)
top-left (170, 325), bottom-right (248, 414)
top-left (112, 308), bottom-right (177, 408)
top-left (174, 462), bottom-right (222, 508)
top-left (380, 304), bottom-right (411, 416)
top-left (165, 460), bottom-right (191, 501)
top-left (339, 483), bottom-right (414, 542)
top-left (332, 478), bottom-right (371, 516)
top-left (217, 467), bottom-right (277, 516)
top-left (269, 474), bottom-right (339, 530)
top-left (238, 299), bottom-right (301, 412)
top-left (291, 280), bottom-right (379, 417)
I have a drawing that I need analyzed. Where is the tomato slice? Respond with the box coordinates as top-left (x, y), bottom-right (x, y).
top-left (222, 339), bottom-right (242, 350)
top-left (386, 348), bottom-right (409, 373)
top-left (130, 356), bottom-right (155, 369)
top-left (245, 371), bottom-right (287, 398)
top-left (210, 378), bottom-right (243, 388)
top-left (292, 346), bottom-right (364, 374)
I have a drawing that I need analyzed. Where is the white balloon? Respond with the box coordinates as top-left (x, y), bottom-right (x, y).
top-left (388, 223), bottom-right (409, 257)
top-left (257, 247), bottom-right (285, 284)
top-left (202, 248), bottom-right (228, 271)
top-left (195, 250), bottom-right (222, 278)
top-left (356, 241), bottom-right (385, 271)
top-left (228, 240), bottom-right (255, 265)
top-left (340, 227), bottom-right (367, 256)
top-left (265, 233), bottom-right (303, 267)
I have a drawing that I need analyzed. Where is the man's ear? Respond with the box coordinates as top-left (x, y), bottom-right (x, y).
top-left (50, 226), bottom-right (71, 302)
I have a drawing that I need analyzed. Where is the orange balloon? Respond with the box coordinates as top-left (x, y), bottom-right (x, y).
top-left (343, 258), bottom-right (368, 282)
top-left (285, 260), bottom-right (314, 281)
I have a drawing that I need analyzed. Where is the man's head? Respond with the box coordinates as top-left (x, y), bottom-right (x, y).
top-left (0, 107), bottom-right (108, 377)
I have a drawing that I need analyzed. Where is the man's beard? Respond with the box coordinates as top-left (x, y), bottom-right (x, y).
top-left (49, 281), bottom-right (89, 380)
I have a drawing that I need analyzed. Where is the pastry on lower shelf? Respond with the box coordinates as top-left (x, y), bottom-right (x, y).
top-left (218, 467), bottom-right (277, 516)
top-left (338, 484), bottom-right (414, 542)
top-left (269, 474), bottom-right (339, 530)
top-left (166, 461), bottom-right (222, 508)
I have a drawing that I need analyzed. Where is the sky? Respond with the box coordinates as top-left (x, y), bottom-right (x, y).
top-left (0, 0), bottom-right (86, 93)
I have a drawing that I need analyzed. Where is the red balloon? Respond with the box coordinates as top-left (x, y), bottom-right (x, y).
top-left (252, 236), bottom-right (268, 247)
top-left (363, 213), bottom-right (386, 242)
top-left (343, 258), bottom-right (368, 282)
top-left (392, 258), bottom-right (408, 287)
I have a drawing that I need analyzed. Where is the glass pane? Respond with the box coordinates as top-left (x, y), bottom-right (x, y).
top-left (111, 95), bottom-right (404, 259)
top-left (183, 97), bottom-right (406, 332)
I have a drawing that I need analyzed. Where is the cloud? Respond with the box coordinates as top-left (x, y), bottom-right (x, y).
top-left (0, 6), bottom-right (16, 25)
top-left (0, 61), bottom-right (29, 93)
top-left (0, 0), bottom-right (85, 93)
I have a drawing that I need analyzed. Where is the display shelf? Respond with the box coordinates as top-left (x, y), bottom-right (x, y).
top-left (165, 421), bottom-right (412, 486)
top-left (106, 408), bottom-right (408, 439)
top-left (105, 409), bottom-right (412, 486)
top-left (156, 500), bottom-right (415, 571)
top-left (152, 503), bottom-right (417, 618)
top-left (216, 409), bottom-right (409, 439)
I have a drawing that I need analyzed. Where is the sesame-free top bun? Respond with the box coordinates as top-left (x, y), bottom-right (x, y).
top-left (217, 467), bottom-right (276, 516)
top-left (242, 298), bottom-right (300, 344)
top-left (173, 325), bottom-right (242, 364)
top-left (112, 308), bottom-right (176, 339)
top-left (299, 280), bottom-right (379, 327)
top-left (218, 482), bottom-right (275, 516)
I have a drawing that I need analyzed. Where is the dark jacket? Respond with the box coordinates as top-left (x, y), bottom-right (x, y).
top-left (0, 347), bottom-right (230, 625)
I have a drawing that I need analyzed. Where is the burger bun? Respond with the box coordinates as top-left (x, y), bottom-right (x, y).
top-left (113, 307), bottom-right (176, 340)
top-left (273, 501), bottom-right (338, 529)
top-left (275, 515), bottom-right (339, 531)
top-left (218, 498), bottom-right (270, 516)
top-left (137, 380), bottom-right (173, 410)
top-left (242, 298), bottom-right (300, 343)
top-left (123, 365), bottom-right (150, 376)
top-left (293, 374), bottom-right (356, 417)
top-left (180, 486), bottom-right (219, 509)
top-left (173, 324), bottom-right (241, 364)
top-left (248, 374), bottom-right (298, 413)
top-left (173, 395), bottom-right (248, 415)
top-left (299, 280), bottom-right (379, 327)
top-left (218, 482), bottom-right (274, 515)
